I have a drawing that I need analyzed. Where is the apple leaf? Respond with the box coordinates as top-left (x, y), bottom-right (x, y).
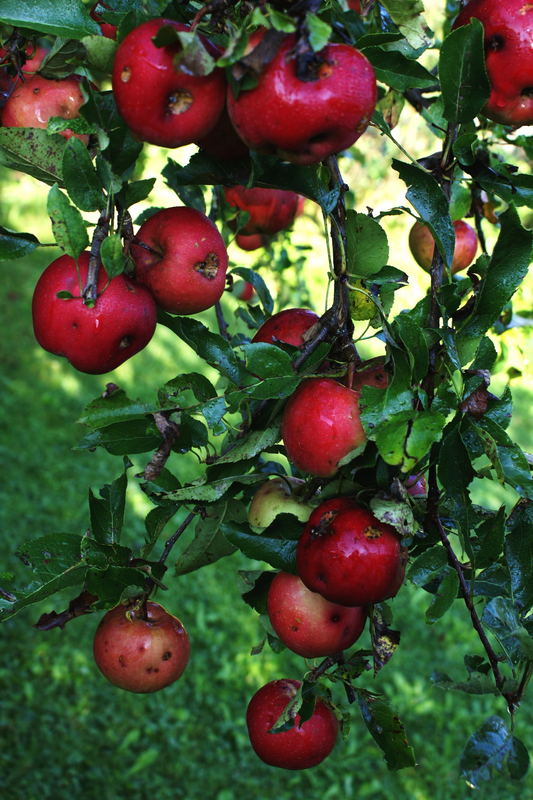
top-left (425, 567), bottom-right (459, 624)
top-left (370, 604), bottom-right (400, 673)
top-left (231, 266), bottom-right (274, 314)
top-left (379, 0), bottom-right (431, 49)
top-left (431, 671), bottom-right (498, 696)
top-left (356, 690), bottom-right (416, 770)
top-left (152, 474), bottom-right (263, 505)
top-left (361, 47), bottom-right (436, 91)
top-left (39, 38), bottom-right (87, 79)
top-left (469, 506), bottom-right (506, 570)
top-left (472, 418), bottom-right (533, 500)
top-left (80, 388), bottom-right (161, 429)
top-left (393, 159), bottom-right (455, 268)
top-left (47, 184), bottom-right (89, 257)
top-left (76, 419), bottom-right (160, 455)
top-left (460, 717), bottom-right (530, 787)
top-left (100, 234), bottom-right (125, 278)
top-left (346, 211), bottom-right (389, 277)
top-left (81, 34), bottom-right (117, 73)
top-left (215, 426), bottom-right (281, 465)
top-left (88, 459), bottom-right (131, 545)
top-left (222, 527), bottom-right (298, 573)
top-left (408, 546), bottom-right (448, 587)
top-left (0, 128), bottom-right (65, 186)
top-left (505, 501), bottom-right (533, 612)
top-left (174, 503), bottom-right (236, 575)
top-left (0, 227), bottom-right (39, 260)
top-left (142, 505), bottom-right (179, 559)
top-left (63, 137), bottom-right (105, 212)
top-left (0, 0), bottom-right (100, 39)
top-left (439, 19), bottom-right (490, 125)
top-left (481, 598), bottom-right (533, 664)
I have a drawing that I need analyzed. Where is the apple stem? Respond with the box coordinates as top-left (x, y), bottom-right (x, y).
top-left (83, 210), bottom-right (110, 304)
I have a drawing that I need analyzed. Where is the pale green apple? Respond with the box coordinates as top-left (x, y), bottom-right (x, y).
top-left (248, 477), bottom-right (313, 530)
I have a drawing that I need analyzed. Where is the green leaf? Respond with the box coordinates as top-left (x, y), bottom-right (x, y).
top-left (369, 495), bottom-right (415, 538)
top-left (39, 38), bottom-right (87, 80)
top-left (362, 47), bottom-right (436, 91)
top-left (481, 597), bottom-right (533, 664)
top-left (122, 178), bottom-right (156, 209)
top-left (457, 207), bottom-right (532, 361)
top-left (439, 19), bottom-right (490, 124)
top-left (306, 13), bottom-right (332, 52)
top-left (356, 690), bottom-right (416, 771)
top-left (0, 0), bottom-right (100, 39)
top-left (0, 128), bottom-right (65, 186)
top-left (392, 313), bottom-right (429, 383)
top-left (243, 342), bottom-right (293, 379)
top-left (80, 388), bottom-right (161, 429)
top-left (393, 159), bottom-right (455, 268)
top-left (374, 409), bottom-right (446, 472)
top-left (76, 419), bottom-right (160, 456)
top-left (471, 507), bottom-right (505, 570)
top-left (63, 137), bottom-right (104, 212)
top-left (346, 211), bottom-right (389, 277)
top-left (408, 546), bottom-right (448, 587)
top-left (215, 426), bottom-right (281, 465)
top-left (370, 604), bottom-right (400, 672)
top-left (152, 474), bottom-right (263, 505)
top-left (88, 460), bottom-right (130, 545)
top-left (142, 505), bottom-right (178, 559)
top-left (16, 533), bottom-right (83, 582)
top-left (379, 0), bottom-right (431, 49)
top-left (47, 184), bottom-right (89, 257)
top-left (0, 227), bottom-right (39, 260)
top-left (174, 504), bottom-right (236, 575)
top-left (460, 716), bottom-right (530, 787)
top-left (100, 234), bottom-right (125, 278)
top-left (222, 527), bottom-right (297, 573)
top-left (475, 417), bottom-right (533, 499)
top-left (505, 501), bottom-right (533, 612)
top-left (230, 266), bottom-right (274, 314)
top-left (425, 567), bottom-right (459, 623)
top-left (158, 314), bottom-right (247, 386)
top-left (431, 671), bottom-right (497, 695)
top-left (81, 34), bottom-right (117, 73)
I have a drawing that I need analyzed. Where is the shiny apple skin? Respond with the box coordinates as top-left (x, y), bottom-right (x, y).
top-left (227, 32), bottom-right (376, 165)
top-left (252, 308), bottom-right (319, 347)
top-left (32, 252), bottom-right (157, 374)
top-left (267, 572), bottom-right (366, 658)
top-left (296, 497), bottom-right (407, 606)
top-left (112, 18), bottom-right (226, 147)
top-left (1, 74), bottom-right (88, 142)
top-left (246, 679), bottom-right (338, 769)
top-left (281, 378), bottom-right (366, 477)
top-left (93, 601), bottom-right (190, 693)
top-left (453, 0), bottom-right (533, 126)
top-left (409, 219), bottom-right (478, 274)
top-left (130, 206), bottom-right (228, 315)
top-left (224, 185), bottom-right (301, 235)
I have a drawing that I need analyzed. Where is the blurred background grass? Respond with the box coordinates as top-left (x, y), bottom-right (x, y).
top-left (1, 87), bottom-right (532, 798)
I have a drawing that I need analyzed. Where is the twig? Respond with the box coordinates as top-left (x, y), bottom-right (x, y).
top-left (143, 412), bottom-right (181, 482)
top-left (83, 210), bottom-right (110, 304)
top-left (215, 300), bottom-right (231, 341)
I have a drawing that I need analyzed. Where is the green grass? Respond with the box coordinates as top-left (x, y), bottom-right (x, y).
top-left (1, 242), bottom-right (532, 800)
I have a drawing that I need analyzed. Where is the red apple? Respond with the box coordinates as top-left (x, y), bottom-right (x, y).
top-left (32, 251), bottom-right (157, 374)
top-left (194, 104), bottom-right (249, 160)
top-left (351, 357), bottom-right (389, 392)
top-left (1, 74), bottom-right (88, 142)
top-left (296, 497), bottom-right (407, 606)
top-left (246, 679), bottom-right (338, 769)
top-left (267, 572), bottom-right (366, 658)
top-left (112, 18), bottom-right (226, 148)
top-left (409, 219), bottom-right (478, 273)
top-left (232, 279), bottom-right (255, 302)
top-left (453, 0), bottom-right (533, 127)
top-left (93, 601), bottom-right (190, 693)
top-left (227, 31), bottom-right (376, 165)
top-left (130, 206), bottom-right (228, 315)
top-left (252, 308), bottom-right (319, 347)
top-left (224, 185), bottom-right (302, 235)
top-left (235, 232), bottom-right (271, 251)
top-left (348, 0), bottom-right (362, 11)
top-left (0, 43), bottom-right (47, 106)
top-left (281, 378), bottom-right (366, 477)
top-left (90, 3), bottom-right (117, 40)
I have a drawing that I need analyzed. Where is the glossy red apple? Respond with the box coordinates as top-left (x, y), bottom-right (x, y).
top-left (90, 3), bottom-right (117, 39)
top-left (93, 601), bottom-right (190, 693)
top-left (235, 232), bottom-right (271, 251)
top-left (224, 185), bottom-right (302, 235)
top-left (453, 0), bottom-right (533, 127)
top-left (246, 679), bottom-right (338, 769)
top-left (112, 18), bottom-right (226, 148)
top-left (281, 378), bottom-right (366, 477)
top-left (32, 252), bottom-right (157, 374)
top-left (267, 572), bottom-right (366, 658)
top-left (252, 308), bottom-right (319, 347)
top-left (227, 31), bottom-right (376, 165)
top-left (409, 219), bottom-right (478, 273)
top-left (195, 104), bottom-right (249, 160)
top-left (130, 206), bottom-right (228, 315)
top-left (1, 74), bottom-right (88, 142)
top-left (296, 497), bottom-right (407, 606)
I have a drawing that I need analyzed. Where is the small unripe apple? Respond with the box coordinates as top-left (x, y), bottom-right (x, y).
top-left (296, 497), bottom-right (407, 606)
top-left (224, 185), bottom-right (302, 236)
top-left (282, 378), bottom-right (366, 477)
top-left (252, 308), bottom-right (319, 348)
top-left (93, 601), bottom-right (190, 693)
top-left (235, 232), bottom-right (271, 251)
top-left (409, 219), bottom-right (478, 273)
top-left (130, 206), bottom-right (228, 315)
top-left (248, 476), bottom-right (313, 529)
top-left (267, 572), bottom-right (366, 658)
top-left (32, 252), bottom-right (157, 374)
top-left (112, 18), bottom-right (226, 148)
top-left (453, 0), bottom-right (533, 127)
top-left (351, 357), bottom-right (389, 392)
top-left (246, 679), bottom-right (338, 769)
top-left (227, 31), bottom-right (376, 165)
top-left (1, 74), bottom-right (88, 142)
top-left (231, 279), bottom-right (255, 302)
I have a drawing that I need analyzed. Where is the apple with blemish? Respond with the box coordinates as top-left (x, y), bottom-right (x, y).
top-left (112, 18), bottom-right (226, 147)
top-left (267, 571), bottom-right (366, 658)
top-left (246, 679), bottom-right (338, 769)
top-left (248, 476), bottom-right (313, 529)
top-left (252, 308), bottom-right (320, 348)
top-left (130, 206), bottom-right (228, 315)
top-left (296, 496), bottom-right (407, 606)
top-left (93, 601), bottom-right (190, 693)
top-left (224, 185), bottom-right (302, 236)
